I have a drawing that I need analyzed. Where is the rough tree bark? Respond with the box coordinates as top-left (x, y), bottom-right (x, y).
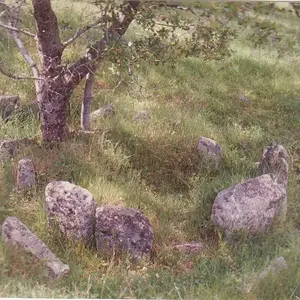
top-left (0, 0), bottom-right (140, 144)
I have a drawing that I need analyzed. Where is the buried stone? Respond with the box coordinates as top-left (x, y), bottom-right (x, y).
top-left (45, 181), bottom-right (96, 246)
top-left (2, 216), bottom-right (69, 278)
top-left (95, 206), bottom-right (154, 260)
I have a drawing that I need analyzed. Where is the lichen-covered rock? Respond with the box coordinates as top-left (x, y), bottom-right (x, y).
top-left (259, 144), bottom-right (289, 187)
top-left (0, 138), bottom-right (33, 161)
top-left (0, 95), bottom-right (20, 121)
top-left (132, 111), bottom-right (150, 123)
top-left (91, 104), bottom-right (115, 119)
top-left (197, 137), bottom-right (222, 169)
top-left (2, 216), bottom-right (69, 279)
top-left (45, 181), bottom-right (96, 245)
top-left (211, 174), bottom-right (287, 236)
top-left (95, 206), bottom-right (154, 260)
top-left (16, 158), bottom-right (36, 189)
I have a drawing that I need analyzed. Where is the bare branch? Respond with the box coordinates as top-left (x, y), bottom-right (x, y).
top-left (0, 21), bottom-right (35, 37)
top-left (0, 63), bottom-right (42, 80)
top-left (62, 17), bottom-right (106, 49)
top-left (65, 1), bottom-right (140, 89)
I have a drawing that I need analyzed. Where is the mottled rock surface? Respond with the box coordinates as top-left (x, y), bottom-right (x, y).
top-left (2, 216), bottom-right (69, 278)
top-left (259, 144), bottom-right (289, 187)
top-left (16, 158), bottom-right (36, 189)
top-left (95, 206), bottom-right (154, 259)
top-left (91, 104), bottom-right (115, 119)
top-left (45, 181), bottom-right (96, 245)
top-left (0, 95), bottom-right (19, 121)
top-left (197, 137), bottom-right (222, 169)
top-left (0, 138), bottom-right (33, 161)
top-left (211, 174), bottom-right (287, 236)
top-left (132, 111), bottom-right (150, 123)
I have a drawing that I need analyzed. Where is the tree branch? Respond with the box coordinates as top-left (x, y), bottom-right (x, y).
top-left (32, 0), bottom-right (63, 73)
top-left (62, 17), bottom-right (107, 49)
top-left (0, 21), bottom-right (35, 37)
top-left (65, 1), bottom-right (140, 89)
top-left (0, 63), bottom-right (42, 80)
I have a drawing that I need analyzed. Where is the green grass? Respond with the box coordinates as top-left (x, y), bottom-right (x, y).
top-left (1, 2), bottom-right (300, 299)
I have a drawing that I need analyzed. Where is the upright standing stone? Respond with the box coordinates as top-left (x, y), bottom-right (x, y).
top-left (16, 158), bottom-right (36, 189)
top-left (259, 144), bottom-right (289, 187)
top-left (95, 206), bottom-right (154, 260)
top-left (197, 137), bottom-right (222, 170)
top-left (2, 216), bottom-right (70, 278)
top-left (45, 181), bottom-right (96, 245)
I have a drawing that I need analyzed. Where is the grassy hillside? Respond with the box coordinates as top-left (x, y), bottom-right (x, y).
top-left (1, 2), bottom-right (300, 299)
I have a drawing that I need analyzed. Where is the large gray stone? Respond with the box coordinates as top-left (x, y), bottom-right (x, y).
top-left (95, 206), bottom-right (154, 260)
top-left (211, 174), bottom-right (287, 236)
top-left (2, 216), bottom-right (69, 279)
top-left (197, 137), bottom-right (222, 170)
top-left (16, 158), bottom-right (36, 189)
top-left (0, 95), bottom-right (20, 121)
top-left (45, 181), bottom-right (96, 246)
top-left (259, 144), bottom-right (289, 187)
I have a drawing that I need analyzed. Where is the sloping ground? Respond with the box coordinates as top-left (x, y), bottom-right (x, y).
top-left (1, 3), bottom-right (300, 299)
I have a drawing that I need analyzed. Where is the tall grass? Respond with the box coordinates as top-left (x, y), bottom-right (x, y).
top-left (1, 2), bottom-right (300, 299)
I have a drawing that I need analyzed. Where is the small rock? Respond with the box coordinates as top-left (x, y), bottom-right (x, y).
top-left (95, 206), bottom-right (154, 260)
top-left (211, 174), bottom-right (287, 236)
top-left (172, 242), bottom-right (205, 255)
top-left (0, 139), bottom-right (17, 160)
top-left (0, 138), bottom-right (34, 162)
top-left (45, 181), bottom-right (96, 246)
top-left (245, 257), bottom-right (288, 293)
top-left (197, 137), bottom-right (222, 169)
top-left (91, 104), bottom-right (115, 119)
top-left (132, 111), bottom-right (150, 123)
top-left (16, 158), bottom-right (36, 189)
top-left (259, 144), bottom-right (289, 187)
top-left (0, 95), bottom-right (20, 121)
top-left (2, 216), bottom-right (69, 279)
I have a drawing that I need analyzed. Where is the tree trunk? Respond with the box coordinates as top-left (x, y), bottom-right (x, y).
top-left (81, 67), bottom-right (96, 131)
top-left (37, 82), bottom-right (71, 144)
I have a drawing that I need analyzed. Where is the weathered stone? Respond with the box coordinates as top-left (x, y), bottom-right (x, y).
top-left (0, 138), bottom-right (34, 161)
top-left (0, 95), bottom-right (20, 121)
top-left (197, 137), bottom-right (222, 169)
top-left (211, 174), bottom-right (287, 236)
top-left (91, 104), bottom-right (115, 119)
top-left (16, 158), bottom-right (36, 189)
top-left (245, 257), bottom-right (288, 293)
top-left (172, 242), bottom-right (205, 255)
top-left (95, 206), bottom-right (154, 260)
top-left (132, 111), bottom-right (150, 123)
top-left (45, 181), bottom-right (96, 245)
top-left (259, 144), bottom-right (289, 187)
top-left (2, 216), bottom-right (69, 279)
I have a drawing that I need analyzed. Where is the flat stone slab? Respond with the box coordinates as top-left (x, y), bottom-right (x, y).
top-left (2, 216), bottom-right (70, 279)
